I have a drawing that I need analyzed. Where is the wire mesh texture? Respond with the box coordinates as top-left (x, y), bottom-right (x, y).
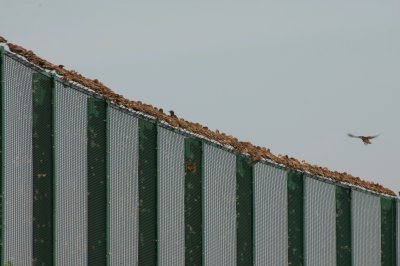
top-left (108, 107), bottom-right (139, 265)
top-left (203, 144), bottom-right (236, 265)
top-left (304, 176), bottom-right (336, 266)
top-left (158, 127), bottom-right (185, 266)
top-left (3, 54), bottom-right (34, 265)
top-left (254, 163), bottom-right (287, 266)
top-left (55, 81), bottom-right (88, 265)
top-left (352, 190), bottom-right (381, 266)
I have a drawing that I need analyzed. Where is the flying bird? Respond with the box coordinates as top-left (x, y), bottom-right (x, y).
top-left (347, 133), bottom-right (380, 145)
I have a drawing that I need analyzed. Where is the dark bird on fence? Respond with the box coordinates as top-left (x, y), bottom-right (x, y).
top-left (347, 133), bottom-right (380, 145)
top-left (169, 110), bottom-right (176, 117)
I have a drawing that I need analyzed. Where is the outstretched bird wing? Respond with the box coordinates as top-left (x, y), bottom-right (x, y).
top-left (366, 134), bottom-right (380, 139)
top-left (347, 133), bottom-right (360, 138)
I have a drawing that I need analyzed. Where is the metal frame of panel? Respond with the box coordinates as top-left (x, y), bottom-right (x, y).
top-left (55, 81), bottom-right (88, 265)
top-left (336, 185), bottom-right (352, 266)
top-left (254, 163), bottom-right (287, 265)
top-left (203, 144), bottom-right (236, 265)
top-left (184, 138), bottom-right (203, 265)
top-left (158, 127), bottom-right (185, 265)
top-left (3, 54), bottom-right (34, 265)
top-left (287, 171), bottom-right (304, 265)
top-left (32, 72), bottom-right (54, 265)
top-left (108, 107), bottom-right (139, 265)
top-left (138, 119), bottom-right (158, 265)
top-left (236, 155), bottom-right (253, 265)
top-left (304, 176), bottom-right (336, 266)
top-left (352, 190), bottom-right (381, 266)
top-left (87, 97), bottom-right (108, 265)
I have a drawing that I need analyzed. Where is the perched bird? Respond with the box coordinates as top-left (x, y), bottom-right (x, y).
top-left (169, 110), bottom-right (176, 117)
top-left (347, 133), bottom-right (380, 145)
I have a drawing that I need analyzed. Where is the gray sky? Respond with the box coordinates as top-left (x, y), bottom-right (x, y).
top-left (2, 0), bottom-right (400, 194)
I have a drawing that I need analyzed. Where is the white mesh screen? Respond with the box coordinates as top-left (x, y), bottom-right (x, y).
top-left (254, 163), bottom-right (287, 265)
top-left (55, 82), bottom-right (88, 265)
top-left (204, 144), bottom-right (236, 265)
top-left (108, 107), bottom-right (139, 265)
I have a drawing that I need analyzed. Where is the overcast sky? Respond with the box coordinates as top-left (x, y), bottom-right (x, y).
top-left (2, 0), bottom-right (400, 194)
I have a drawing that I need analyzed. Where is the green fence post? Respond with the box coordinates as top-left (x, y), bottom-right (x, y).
top-left (287, 171), bottom-right (304, 265)
top-left (184, 138), bottom-right (203, 265)
top-left (236, 155), bottom-right (253, 265)
top-left (138, 119), bottom-right (158, 265)
top-left (335, 186), bottom-right (352, 266)
top-left (32, 72), bottom-right (54, 265)
top-left (381, 198), bottom-right (396, 266)
top-left (87, 97), bottom-right (107, 266)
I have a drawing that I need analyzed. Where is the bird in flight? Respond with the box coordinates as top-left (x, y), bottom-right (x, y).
top-left (347, 133), bottom-right (380, 145)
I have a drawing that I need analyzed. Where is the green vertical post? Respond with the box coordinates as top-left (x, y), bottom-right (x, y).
top-left (32, 73), bottom-right (54, 265)
top-left (287, 171), bottom-right (304, 266)
top-left (0, 46), bottom-right (4, 265)
top-left (335, 186), bottom-right (352, 266)
top-left (138, 119), bottom-right (158, 265)
top-left (87, 97), bottom-right (107, 266)
top-left (105, 102), bottom-right (110, 266)
top-left (51, 75), bottom-right (56, 266)
top-left (236, 155), bottom-right (253, 265)
top-left (381, 198), bottom-right (396, 266)
top-left (184, 138), bottom-right (203, 265)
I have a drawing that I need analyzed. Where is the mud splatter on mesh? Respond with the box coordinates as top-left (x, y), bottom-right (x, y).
top-left (0, 36), bottom-right (395, 196)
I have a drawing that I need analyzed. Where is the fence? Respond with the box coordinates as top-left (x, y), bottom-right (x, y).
top-left (0, 47), bottom-right (399, 265)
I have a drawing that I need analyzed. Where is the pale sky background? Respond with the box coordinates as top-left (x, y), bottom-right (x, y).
top-left (2, 0), bottom-right (400, 195)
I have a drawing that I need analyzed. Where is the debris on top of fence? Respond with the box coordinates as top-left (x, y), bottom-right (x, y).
top-left (0, 35), bottom-right (395, 197)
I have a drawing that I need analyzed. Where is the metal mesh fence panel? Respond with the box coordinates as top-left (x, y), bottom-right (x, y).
top-left (55, 81), bottom-right (88, 266)
top-left (184, 138), bottom-right (203, 265)
top-left (32, 73), bottom-right (54, 265)
top-left (287, 171), bottom-right (304, 266)
top-left (204, 144), bottom-right (236, 265)
top-left (108, 107), bottom-right (139, 265)
top-left (236, 155), bottom-right (253, 266)
top-left (380, 198), bottom-right (396, 266)
top-left (3, 54), bottom-right (34, 265)
top-left (87, 97), bottom-right (107, 266)
top-left (352, 190), bottom-right (381, 266)
top-left (304, 176), bottom-right (336, 266)
top-left (254, 163), bottom-right (287, 265)
top-left (138, 119), bottom-right (158, 265)
top-left (158, 127), bottom-right (185, 266)
top-left (335, 186), bottom-right (352, 266)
